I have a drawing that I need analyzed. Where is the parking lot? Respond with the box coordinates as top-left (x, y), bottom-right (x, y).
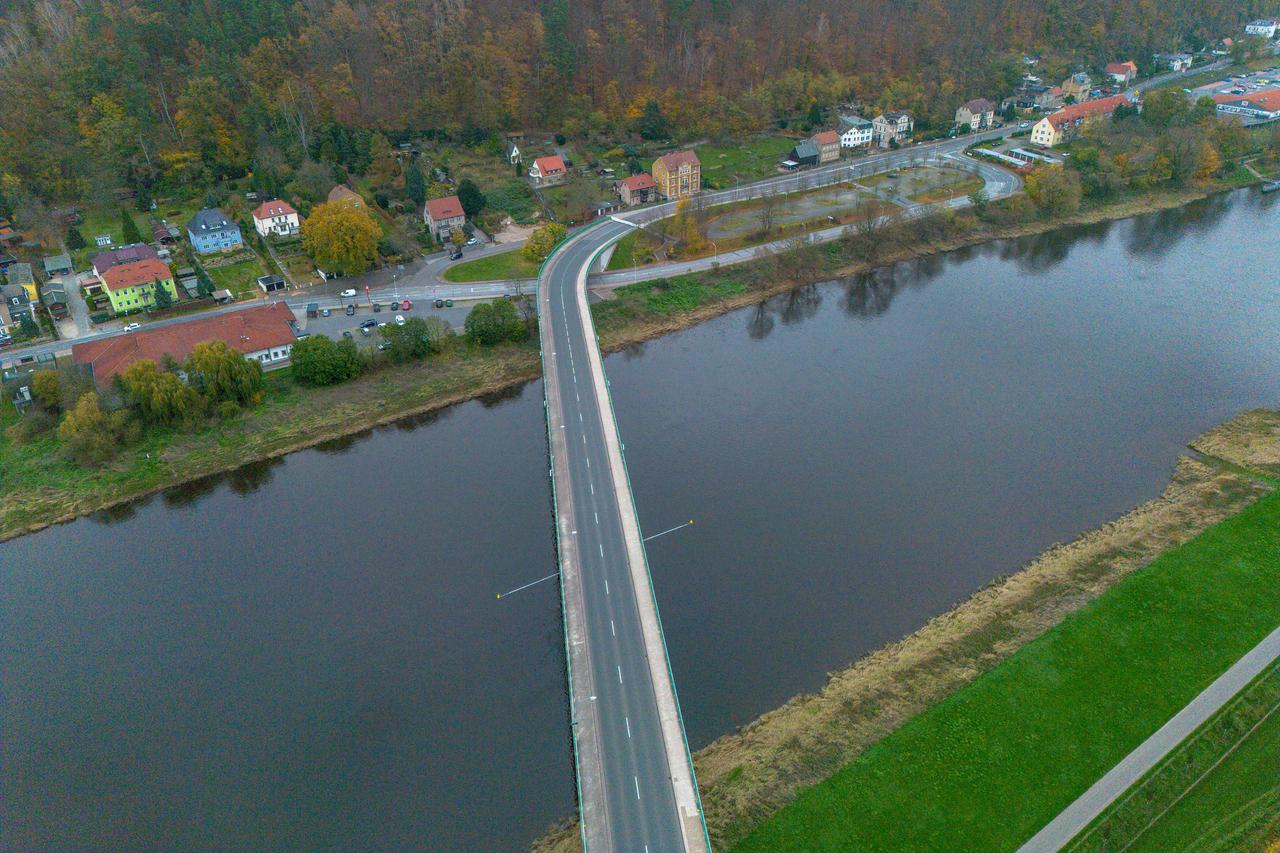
top-left (297, 297), bottom-right (476, 345)
top-left (1189, 65), bottom-right (1280, 99)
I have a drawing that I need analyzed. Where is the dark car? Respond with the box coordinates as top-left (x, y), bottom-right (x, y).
top-left (360, 319), bottom-right (378, 329)
top-left (445, 299), bottom-right (453, 307)
top-left (450, 250), bottom-right (463, 260)
top-left (434, 298), bottom-right (444, 308)
top-left (342, 330), bottom-right (353, 340)
top-left (345, 303), bottom-right (355, 315)
top-left (389, 300), bottom-right (401, 310)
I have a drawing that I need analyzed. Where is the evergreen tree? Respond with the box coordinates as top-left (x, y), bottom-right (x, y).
top-left (120, 209), bottom-right (144, 244)
top-left (637, 99), bottom-right (671, 140)
top-left (66, 226), bottom-right (86, 251)
top-left (152, 280), bottom-right (172, 310)
top-left (195, 264), bottom-right (215, 297)
top-left (19, 314), bottom-right (39, 338)
top-left (405, 160), bottom-right (426, 207)
top-left (457, 178), bottom-right (486, 218)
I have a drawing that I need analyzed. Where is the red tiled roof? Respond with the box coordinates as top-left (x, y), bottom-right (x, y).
top-left (252, 199), bottom-right (298, 220)
top-left (1046, 94), bottom-right (1131, 127)
top-left (1212, 88), bottom-right (1280, 111)
top-left (812, 130), bottom-right (840, 145)
top-left (1105, 61), bottom-right (1137, 75)
top-left (327, 185), bottom-right (365, 205)
top-left (533, 155), bottom-right (566, 175)
top-left (620, 173), bottom-right (656, 191)
top-left (656, 150), bottom-right (700, 169)
top-left (425, 195), bottom-right (464, 221)
top-left (101, 258), bottom-right (173, 292)
top-left (73, 302), bottom-right (298, 388)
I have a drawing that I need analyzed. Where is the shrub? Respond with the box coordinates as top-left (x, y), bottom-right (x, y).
top-left (290, 335), bottom-right (365, 386)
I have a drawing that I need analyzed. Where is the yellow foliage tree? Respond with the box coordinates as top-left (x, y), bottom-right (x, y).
top-left (302, 201), bottom-right (383, 276)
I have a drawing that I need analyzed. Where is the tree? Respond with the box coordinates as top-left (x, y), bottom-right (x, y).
top-left (405, 160), bottom-right (426, 208)
top-left (184, 339), bottom-right (264, 406)
top-left (521, 222), bottom-right (566, 262)
top-left (1024, 165), bottom-right (1082, 217)
top-left (120, 208), bottom-right (143, 244)
top-left (65, 226), bottom-right (86, 251)
top-left (968, 186), bottom-right (989, 216)
top-left (119, 360), bottom-right (198, 425)
top-left (637, 99), bottom-right (671, 140)
top-left (58, 393), bottom-right (123, 465)
top-left (31, 370), bottom-right (60, 410)
top-left (379, 316), bottom-right (452, 361)
top-left (1142, 89), bottom-right (1192, 130)
top-left (290, 335), bottom-right (364, 386)
top-left (464, 298), bottom-right (523, 345)
top-left (152, 280), bottom-right (173, 310)
top-left (457, 178), bottom-right (486, 218)
top-left (18, 315), bottom-right (39, 338)
top-left (806, 100), bottom-right (824, 127)
top-left (301, 201), bottom-right (382, 276)
top-left (195, 265), bottom-right (215, 298)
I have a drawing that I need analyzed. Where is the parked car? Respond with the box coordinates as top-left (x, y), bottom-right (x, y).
top-left (123, 322), bottom-right (140, 332)
top-left (345, 304), bottom-right (355, 315)
top-left (1018, 121), bottom-right (1031, 128)
top-left (450, 250), bottom-right (463, 260)
top-left (389, 300), bottom-right (401, 310)
top-left (360, 326), bottom-right (372, 336)
top-left (401, 300), bottom-right (413, 311)
top-left (339, 288), bottom-right (356, 298)
top-left (321, 307), bottom-right (331, 317)
top-left (466, 237), bottom-right (478, 246)
top-left (434, 298), bottom-right (445, 308)
top-left (395, 314), bottom-right (406, 326)
top-left (360, 319), bottom-right (378, 329)
top-left (342, 330), bottom-right (353, 340)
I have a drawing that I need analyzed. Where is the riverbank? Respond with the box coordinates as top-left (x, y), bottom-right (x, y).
top-left (533, 409), bottom-right (1280, 851)
top-left (0, 180), bottom-right (1252, 543)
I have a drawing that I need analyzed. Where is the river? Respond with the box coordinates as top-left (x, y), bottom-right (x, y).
top-left (3, 189), bottom-right (1279, 849)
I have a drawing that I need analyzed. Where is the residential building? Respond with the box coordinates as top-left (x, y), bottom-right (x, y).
top-left (41, 280), bottom-right (68, 319)
top-left (504, 140), bottom-right (521, 165)
top-left (1245, 19), bottom-right (1278, 39)
top-left (1154, 52), bottom-right (1193, 72)
top-left (424, 194), bottom-right (466, 240)
top-left (73, 302), bottom-right (299, 389)
top-left (185, 208), bottom-right (243, 255)
top-left (1062, 72), bottom-right (1092, 103)
top-left (6, 262), bottom-right (37, 302)
top-left (529, 155), bottom-right (568, 186)
top-left (955, 98), bottom-right (996, 131)
top-left (871, 111), bottom-right (914, 147)
top-left (1212, 89), bottom-right (1280, 122)
top-left (101, 258), bottom-right (179, 314)
top-left (251, 199), bottom-right (300, 237)
top-left (42, 253), bottom-right (73, 278)
top-left (90, 243), bottom-right (158, 278)
top-left (652, 150), bottom-right (701, 200)
top-left (811, 130), bottom-right (841, 163)
top-left (327, 185), bottom-right (366, 207)
top-left (2, 283), bottom-right (32, 326)
top-left (786, 139), bottom-right (819, 168)
top-left (1030, 94), bottom-right (1132, 146)
top-left (615, 173), bottom-right (657, 206)
top-left (1104, 61), bottom-right (1138, 87)
top-left (839, 115), bottom-right (874, 147)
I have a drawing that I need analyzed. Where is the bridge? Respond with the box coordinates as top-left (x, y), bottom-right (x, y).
top-left (537, 131), bottom-right (1019, 850)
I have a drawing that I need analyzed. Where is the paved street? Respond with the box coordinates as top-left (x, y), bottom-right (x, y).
top-left (1016, 622), bottom-right (1280, 852)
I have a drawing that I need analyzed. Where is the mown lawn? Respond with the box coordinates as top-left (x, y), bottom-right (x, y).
top-left (606, 231), bottom-right (638, 271)
top-left (205, 256), bottom-right (269, 297)
top-left (696, 136), bottom-right (796, 189)
top-left (592, 274), bottom-right (747, 331)
top-left (732, 489), bottom-right (1280, 852)
top-left (442, 249), bottom-right (539, 282)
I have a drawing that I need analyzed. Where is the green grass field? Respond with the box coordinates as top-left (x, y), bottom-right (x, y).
top-left (205, 256), bottom-right (269, 297)
top-left (696, 136), bottom-right (797, 189)
top-left (732, 489), bottom-right (1280, 852)
top-left (442, 248), bottom-right (539, 282)
top-left (606, 231), bottom-right (638, 271)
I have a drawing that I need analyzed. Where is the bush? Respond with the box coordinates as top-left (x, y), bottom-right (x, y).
top-left (521, 222), bottom-right (567, 263)
top-left (290, 335), bottom-right (365, 386)
top-left (379, 316), bottom-right (453, 361)
top-left (89, 311), bottom-right (111, 324)
top-left (5, 409), bottom-right (57, 444)
top-left (31, 370), bottom-right (60, 410)
top-left (184, 340), bottom-right (264, 407)
top-left (58, 392), bottom-right (134, 466)
top-left (464, 298), bottom-right (524, 346)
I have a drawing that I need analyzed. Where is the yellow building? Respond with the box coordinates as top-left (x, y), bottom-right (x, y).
top-left (7, 262), bottom-right (37, 302)
top-left (102, 258), bottom-right (178, 314)
top-left (652, 150), bottom-right (701, 200)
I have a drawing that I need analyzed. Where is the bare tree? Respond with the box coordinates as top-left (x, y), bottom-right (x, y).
top-left (758, 192), bottom-right (780, 237)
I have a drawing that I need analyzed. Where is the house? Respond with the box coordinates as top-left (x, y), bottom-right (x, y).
top-left (151, 222), bottom-right (176, 244)
top-left (504, 140), bottom-right (522, 165)
top-left (1030, 94), bottom-right (1132, 146)
top-left (787, 139), bottom-right (820, 167)
top-left (251, 199), bottom-right (301, 237)
top-left (1, 283), bottom-right (32, 325)
top-left (871, 111), bottom-right (914, 147)
top-left (90, 243), bottom-right (158, 279)
top-left (529, 155), bottom-right (568, 186)
top-left (424, 195), bottom-right (466, 240)
top-left (1104, 61), bottom-right (1138, 87)
top-left (652, 150), bottom-right (701, 200)
top-left (327, 185), bottom-right (366, 207)
top-left (839, 115), bottom-right (874, 147)
top-left (811, 130), bottom-right (841, 163)
top-left (100, 258), bottom-right (179, 314)
top-left (1212, 89), bottom-right (1280, 122)
top-left (6, 262), bottom-right (37, 302)
top-left (42, 253), bottom-right (73, 278)
top-left (1154, 53), bottom-right (1193, 72)
top-left (185, 208), bottom-right (243, 255)
top-left (1062, 72), bottom-right (1092, 103)
top-left (72, 302), bottom-right (299, 389)
top-left (615, 173), bottom-right (657, 206)
top-left (955, 98), bottom-right (996, 131)
top-left (1245, 19), bottom-right (1278, 39)
top-left (41, 280), bottom-right (68, 320)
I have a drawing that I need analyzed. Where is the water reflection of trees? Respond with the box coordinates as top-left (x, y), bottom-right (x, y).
top-left (1124, 191), bottom-right (1232, 257)
top-left (747, 301), bottom-right (775, 339)
top-left (780, 284), bottom-right (821, 325)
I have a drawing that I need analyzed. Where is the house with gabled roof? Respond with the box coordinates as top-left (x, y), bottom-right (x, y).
top-left (424, 195), bottom-right (466, 240)
top-left (652, 150), bottom-right (701, 200)
top-left (529, 155), bottom-right (568, 186)
top-left (186, 208), bottom-right (243, 255)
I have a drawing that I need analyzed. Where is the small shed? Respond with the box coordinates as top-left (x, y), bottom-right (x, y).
top-left (42, 253), bottom-right (73, 277)
top-left (788, 139), bottom-right (820, 167)
top-left (212, 289), bottom-right (234, 304)
top-left (256, 274), bottom-right (286, 293)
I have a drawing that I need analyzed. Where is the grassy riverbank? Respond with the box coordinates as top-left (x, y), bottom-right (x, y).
top-left (0, 180), bottom-right (1257, 543)
top-left (443, 248), bottom-right (541, 282)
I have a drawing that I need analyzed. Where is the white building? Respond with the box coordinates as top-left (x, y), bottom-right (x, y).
top-left (251, 200), bottom-right (300, 237)
top-left (871, 111), bottom-right (914, 147)
top-left (839, 115), bottom-right (874, 147)
top-left (1245, 19), bottom-right (1278, 38)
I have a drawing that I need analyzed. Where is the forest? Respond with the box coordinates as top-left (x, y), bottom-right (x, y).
top-left (0, 0), bottom-right (1262, 209)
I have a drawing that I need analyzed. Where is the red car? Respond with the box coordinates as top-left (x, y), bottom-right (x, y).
top-left (401, 300), bottom-right (413, 311)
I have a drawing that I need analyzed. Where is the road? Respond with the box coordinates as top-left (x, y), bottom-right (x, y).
top-left (541, 217), bottom-right (708, 851)
top-left (1015, 621), bottom-right (1280, 852)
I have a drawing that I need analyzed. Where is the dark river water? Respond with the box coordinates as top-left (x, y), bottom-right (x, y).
top-left (4, 189), bottom-right (1280, 850)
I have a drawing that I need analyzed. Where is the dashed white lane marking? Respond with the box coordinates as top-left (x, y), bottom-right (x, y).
top-left (599, 543), bottom-right (604, 557)
top-left (634, 776), bottom-right (641, 800)
top-left (594, 511), bottom-right (599, 524)
top-left (611, 619), bottom-right (615, 636)
top-left (625, 716), bottom-right (631, 738)
top-left (590, 482), bottom-right (594, 495)
top-left (604, 578), bottom-right (610, 594)
top-left (617, 665), bottom-right (623, 684)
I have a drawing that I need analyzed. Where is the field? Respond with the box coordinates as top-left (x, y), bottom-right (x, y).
top-left (696, 136), bottom-right (798, 189)
top-left (732, 486), bottom-right (1280, 852)
top-left (606, 231), bottom-right (639, 270)
top-left (442, 249), bottom-right (540, 282)
top-left (1070, 662), bottom-right (1280, 852)
top-left (909, 174), bottom-right (985, 204)
top-left (204, 255), bottom-right (270, 298)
